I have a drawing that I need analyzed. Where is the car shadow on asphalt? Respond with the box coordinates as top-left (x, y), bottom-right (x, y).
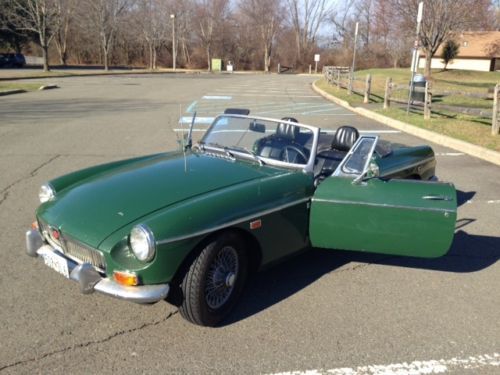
top-left (224, 229), bottom-right (499, 326)
top-left (456, 190), bottom-right (476, 207)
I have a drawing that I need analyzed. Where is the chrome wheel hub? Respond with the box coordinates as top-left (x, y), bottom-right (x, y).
top-left (205, 246), bottom-right (239, 310)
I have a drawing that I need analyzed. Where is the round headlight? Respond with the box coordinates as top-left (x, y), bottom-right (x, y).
top-left (129, 224), bottom-right (156, 262)
top-left (39, 183), bottom-right (55, 203)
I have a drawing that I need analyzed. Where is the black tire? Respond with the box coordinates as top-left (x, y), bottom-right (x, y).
top-left (179, 232), bottom-right (248, 326)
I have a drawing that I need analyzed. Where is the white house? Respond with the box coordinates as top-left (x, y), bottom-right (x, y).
top-left (418, 31), bottom-right (500, 72)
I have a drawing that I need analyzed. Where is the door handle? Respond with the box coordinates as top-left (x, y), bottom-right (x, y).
top-left (422, 195), bottom-right (452, 201)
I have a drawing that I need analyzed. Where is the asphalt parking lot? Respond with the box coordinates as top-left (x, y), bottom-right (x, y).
top-left (0, 73), bottom-right (498, 374)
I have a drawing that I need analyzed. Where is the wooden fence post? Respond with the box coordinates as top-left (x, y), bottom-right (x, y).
top-left (364, 74), bottom-right (371, 104)
top-left (424, 81), bottom-right (432, 120)
top-left (384, 77), bottom-right (392, 109)
top-left (492, 83), bottom-right (499, 135)
top-left (337, 70), bottom-right (341, 89)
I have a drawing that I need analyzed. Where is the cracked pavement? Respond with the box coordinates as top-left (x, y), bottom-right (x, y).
top-left (0, 74), bottom-right (498, 374)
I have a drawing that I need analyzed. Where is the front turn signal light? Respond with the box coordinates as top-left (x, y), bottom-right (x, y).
top-left (113, 271), bottom-right (139, 286)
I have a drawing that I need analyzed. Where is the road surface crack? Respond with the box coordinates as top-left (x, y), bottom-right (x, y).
top-left (0, 154), bottom-right (60, 207)
top-left (0, 310), bottom-right (178, 372)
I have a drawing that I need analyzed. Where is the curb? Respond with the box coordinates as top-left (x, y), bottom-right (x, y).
top-left (0, 89), bottom-right (26, 96)
top-left (312, 80), bottom-right (500, 167)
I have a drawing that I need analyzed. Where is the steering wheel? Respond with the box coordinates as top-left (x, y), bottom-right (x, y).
top-left (281, 145), bottom-right (308, 164)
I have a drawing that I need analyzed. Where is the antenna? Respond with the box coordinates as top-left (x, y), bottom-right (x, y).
top-left (186, 111), bottom-right (196, 150)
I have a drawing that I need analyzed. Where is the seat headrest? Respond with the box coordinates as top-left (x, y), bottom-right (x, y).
top-left (332, 126), bottom-right (359, 151)
top-left (276, 122), bottom-right (299, 140)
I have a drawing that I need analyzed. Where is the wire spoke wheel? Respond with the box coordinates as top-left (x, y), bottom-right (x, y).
top-left (179, 232), bottom-right (248, 326)
top-left (204, 246), bottom-right (239, 310)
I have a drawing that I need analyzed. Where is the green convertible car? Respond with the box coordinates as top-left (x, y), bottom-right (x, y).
top-left (26, 112), bottom-right (457, 326)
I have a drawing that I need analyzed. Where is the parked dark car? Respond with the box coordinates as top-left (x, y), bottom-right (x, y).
top-left (26, 111), bottom-right (457, 326)
top-left (0, 53), bottom-right (26, 68)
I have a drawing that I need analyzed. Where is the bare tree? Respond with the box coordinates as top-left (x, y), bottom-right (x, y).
top-left (8, 0), bottom-right (60, 71)
top-left (54, 0), bottom-right (77, 65)
top-left (286, 0), bottom-right (330, 67)
top-left (390, 0), bottom-right (481, 77)
top-left (195, 0), bottom-right (229, 71)
top-left (135, 0), bottom-right (169, 69)
top-left (239, 0), bottom-right (283, 72)
top-left (83, 0), bottom-right (131, 70)
top-left (329, 0), bottom-right (356, 49)
top-left (171, 0), bottom-right (195, 67)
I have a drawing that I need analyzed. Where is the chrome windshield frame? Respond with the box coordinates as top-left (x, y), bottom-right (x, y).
top-left (199, 114), bottom-right (320, 174)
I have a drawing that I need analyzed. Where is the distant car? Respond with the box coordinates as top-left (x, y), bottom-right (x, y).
top-left (0, 53), bottom-right (26, 68)
top-left (26, 111), bottom-right (457, 326)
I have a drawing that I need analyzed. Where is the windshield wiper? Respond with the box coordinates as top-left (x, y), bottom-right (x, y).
top-left (229, 146), bottom-right (265, 166)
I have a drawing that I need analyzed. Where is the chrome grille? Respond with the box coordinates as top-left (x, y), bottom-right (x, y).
top-left (62, 238), bottom-right (107, 271)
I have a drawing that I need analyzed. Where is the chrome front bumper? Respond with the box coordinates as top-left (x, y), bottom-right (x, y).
top-left (26, 229), bottom-right (169, 304)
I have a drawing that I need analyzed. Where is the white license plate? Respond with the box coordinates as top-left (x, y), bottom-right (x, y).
top-left (41, 250), bottom-right (70, 278)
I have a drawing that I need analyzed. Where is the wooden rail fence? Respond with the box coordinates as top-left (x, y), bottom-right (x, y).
top-left (322, 66), bottom-right (500, 136)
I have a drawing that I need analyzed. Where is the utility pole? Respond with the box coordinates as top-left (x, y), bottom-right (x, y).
top-left (406, 1), bottom-right (423, 114)
top-left (170, 14), bottom-right (176, 71)
top-left (348, 22), bottom-right (359, 95)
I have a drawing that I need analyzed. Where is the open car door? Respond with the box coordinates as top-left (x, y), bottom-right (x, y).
top-left (310, 136), bottom-right (456, 258)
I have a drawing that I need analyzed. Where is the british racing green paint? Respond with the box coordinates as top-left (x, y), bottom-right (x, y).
top-left (376, 145), bottom-right (436, 180)
top-left (37, 151), bottom-right (314, 284)
top-left (35, 131), bottom-right (457, 287)
top-left (310, 176), bottom-right (457, 257)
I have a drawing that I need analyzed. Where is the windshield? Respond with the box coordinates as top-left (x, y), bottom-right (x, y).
top-left (199, 115), bottom-right (318, 170)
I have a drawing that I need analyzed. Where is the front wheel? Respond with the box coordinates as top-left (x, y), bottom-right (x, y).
top-left (179, 232), bottom-right (248, 326)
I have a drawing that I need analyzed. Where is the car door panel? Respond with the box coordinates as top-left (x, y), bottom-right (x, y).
top-left (310, 177), bottom-right (456, 258)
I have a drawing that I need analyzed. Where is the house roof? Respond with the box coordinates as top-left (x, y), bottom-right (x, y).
top-left (424, 31), bottom-right (500, 58)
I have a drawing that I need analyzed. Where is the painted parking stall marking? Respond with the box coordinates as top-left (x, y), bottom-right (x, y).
top-left (436, 152), bottom-right (465, 156)
top-left (269, 352), bottom-right (499, 375)
top-left (202, 95), bottom-right (232, 100)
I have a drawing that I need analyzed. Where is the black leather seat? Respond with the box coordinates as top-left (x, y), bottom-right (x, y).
top-left (255, 122), bottom-right (299, 159)
top-left (314, 126), bottom-right (359, 178)
top-left (331, 125), bottom-right (359, 152)
top-left (255, 119), bottom-right (309, 163)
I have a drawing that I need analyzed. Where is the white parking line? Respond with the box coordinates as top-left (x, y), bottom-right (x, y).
top-left (214, 93), bottom-right (321, 98)
top-left (173, 128), bottom-right (205, 132)
top-left (269, 352), bottom-right (499, 375)
top-left (179, 116), bottom-right (214, 124)
top-left (436, 152), bottom-right (465, 156)
top-left (202, 95), bottom-right (232, 100)
top-left (466, 199), bottom-right (500, 204)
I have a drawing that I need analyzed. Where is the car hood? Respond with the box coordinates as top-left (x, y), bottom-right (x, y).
top-left (38, 152), bottom-right (284, 248)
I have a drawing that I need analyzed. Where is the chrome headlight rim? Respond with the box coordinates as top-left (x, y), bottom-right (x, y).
top-left (129, 224), bottom-right (156, 262)
top-left (39, 183), bottom-right (56, 203)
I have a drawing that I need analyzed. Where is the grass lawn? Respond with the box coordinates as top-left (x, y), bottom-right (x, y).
top-left (0, 82), bottom-right (43, 92)
top-left (317, 68), bottom-right (500, 152)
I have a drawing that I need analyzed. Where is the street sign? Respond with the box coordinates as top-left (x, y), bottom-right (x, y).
top-left (314, 54), bottom-right (320, 62)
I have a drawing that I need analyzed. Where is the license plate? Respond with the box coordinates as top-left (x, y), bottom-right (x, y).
top-left (41, 250), bottom-right (70, 278)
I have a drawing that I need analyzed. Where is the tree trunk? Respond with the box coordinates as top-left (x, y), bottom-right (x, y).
top-left (42, 44), bottom-right (50, 72)
top-left (424, 52), bottom-right (432, 77)
top-left (182, 40), bottom-right (191, 67)
top-left (104, 50), bottom-right (109, 71)
top-left (206, 47), bottom-right (211, 72)
top-left (264, 45), bottom-right (269, 72)
top-left (148, 44), bottom-right (153, 70)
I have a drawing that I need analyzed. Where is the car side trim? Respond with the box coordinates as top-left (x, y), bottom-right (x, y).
top-left (156, 197), bottom-right (311, 245)
top-left (311, 198), bottom-right (455, 214)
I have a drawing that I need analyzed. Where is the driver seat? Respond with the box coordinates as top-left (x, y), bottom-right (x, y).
top-left (255, 121), bottom-right (300, 160)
